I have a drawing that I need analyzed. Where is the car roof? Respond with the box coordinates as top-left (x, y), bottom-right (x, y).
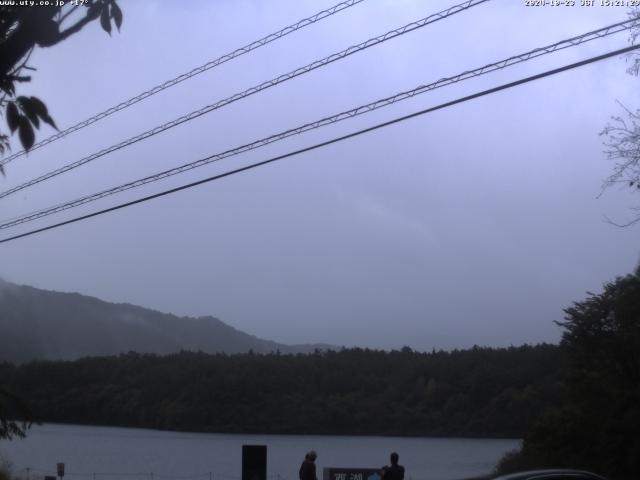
top-left (492, 469), bottom-right (608, 480)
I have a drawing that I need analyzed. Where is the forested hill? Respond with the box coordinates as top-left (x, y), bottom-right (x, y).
top-left (1, 345), bottom-right (564, 438)
top-left (0, 279), bottom-right (330, 363)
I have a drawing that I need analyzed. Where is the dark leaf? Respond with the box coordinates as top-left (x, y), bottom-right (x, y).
top-left (6, 102), bottom-right (20, 133)
top-left (34, 18), bottom-right (60, 47)
top-left (11, 74), bottom-right (31, 83)
top-left (100, 6), bottom-right (111, 34)
top-left (18, 117), bottom-right (35, 151)
top-left (0, 79), bottom-right (15, 96)
top-left (27, 96), bottom-right (57, 130)
top-left (26, 111), bottom-right (40, 129)
top-left (87, 1), bottom-right (102, 19)
top-left (17, 96), bottom-right (40, 129)
top-left (0, 164), bottom-right (4, 177)
top-left (111, 2), bottom-right (123, 31)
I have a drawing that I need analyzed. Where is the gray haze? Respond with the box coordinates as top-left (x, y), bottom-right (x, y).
top-left (0, 278), bottom-right (333, 362)
top-left (1, 0), bottom-right (639, 350)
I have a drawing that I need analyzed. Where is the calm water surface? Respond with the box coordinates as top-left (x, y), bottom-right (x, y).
top-left (0, 424), bottom-right (519, 480)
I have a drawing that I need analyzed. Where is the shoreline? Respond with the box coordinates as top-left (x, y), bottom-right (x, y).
top-left (19, 422), bottom-right (522, 442)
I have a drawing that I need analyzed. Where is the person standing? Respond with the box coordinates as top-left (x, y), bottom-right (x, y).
top-left (381, 452), bottom-right (404, 480)
top-left (299, 451), bottom-right (318, 480)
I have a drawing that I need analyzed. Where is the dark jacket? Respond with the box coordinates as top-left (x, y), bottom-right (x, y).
top-left (299, 460), bottom-right (316, 480)
top-left (382, 464), bottom-right (404, 480)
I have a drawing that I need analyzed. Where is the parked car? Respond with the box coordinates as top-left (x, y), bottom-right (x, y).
top-left (491, 470), bottom-right (608, 480)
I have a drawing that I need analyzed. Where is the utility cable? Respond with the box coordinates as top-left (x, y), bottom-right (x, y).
top-left (0, 0), bottom-right (366, 167)
top-left (0, 18), bottom-right (635, 230)
top-left (0, 0), bottom-right (489, 199)
top-left (1, 43), bottom-right (637, 245)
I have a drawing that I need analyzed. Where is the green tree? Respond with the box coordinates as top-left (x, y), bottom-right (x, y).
top-left (497, 266), bottom-right (640, 479)
top-left (600, 8), bottom-right (640, 225)
top-left (0, 387), bottom-right (32, 440)
top-left (0, 1), bottom-right (122, 166)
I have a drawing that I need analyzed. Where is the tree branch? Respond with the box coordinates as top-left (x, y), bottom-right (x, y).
top-left (56, 8), bottom-right (100, 43)
top-left (57, 5), bottom-right (79, 27)
top-left (603, 213), bottom-right (640, 227)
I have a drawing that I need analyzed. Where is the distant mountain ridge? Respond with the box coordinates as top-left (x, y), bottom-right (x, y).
top-left (0, 278), bottom-right (333, 363)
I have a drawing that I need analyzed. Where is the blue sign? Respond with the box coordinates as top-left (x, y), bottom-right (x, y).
top-left (323, 468), bottom-right (381, 480)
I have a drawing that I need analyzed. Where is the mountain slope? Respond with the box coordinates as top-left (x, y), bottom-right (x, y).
top-left (0, 279), bottom-right (330, 363)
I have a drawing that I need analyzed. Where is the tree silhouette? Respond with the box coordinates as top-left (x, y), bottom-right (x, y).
top-left (0, 1), bottom-right (122, 171)
top-left (600, 8), bottom-right (640, 225)
top-left (496, 266), bottom-right (640, 479)
top-left (0, 387), bottom-right (32, 440)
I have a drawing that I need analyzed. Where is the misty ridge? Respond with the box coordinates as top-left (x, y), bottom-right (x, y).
top-left (0, 277), bottom-right (566, 439)
top-left (0, 278), bottom-right (333, 364)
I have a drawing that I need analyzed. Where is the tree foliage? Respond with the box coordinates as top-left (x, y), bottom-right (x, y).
top-left (0, 387), bottom-right (32, 440)
top-left (0, 1), bottom-right (122, 169)
top-left (0, 345), bottom-right (563, 438)
top-left (496, 267), bottom-right (640, 480)
top-left (600, 8), bottom-right (640, 225)
top-left (601, 103), bottom-right (640, 225)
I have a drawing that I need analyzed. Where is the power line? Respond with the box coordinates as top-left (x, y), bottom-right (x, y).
top-left (1, 18), bottom-right (636, 231)
top-left (0, 0), bottom-right (489, 200)
top-left (1, 43), bottom-right (637, 245)
top-left (0, 0), bottom-right (366, 168)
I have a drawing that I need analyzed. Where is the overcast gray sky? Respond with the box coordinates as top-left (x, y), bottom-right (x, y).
top-left (1, 0), bottom-right (639, 350)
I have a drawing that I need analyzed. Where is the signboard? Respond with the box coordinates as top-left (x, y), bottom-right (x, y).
top-left (242, 445), bottom-right (267, 480)
top-left (323, 468), bottom-right (381, 480)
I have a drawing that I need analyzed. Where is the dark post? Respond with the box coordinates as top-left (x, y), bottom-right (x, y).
top-left (242, 445), bottom-right (267, 480)
top-left (56, 463), bottom-right (65, 480)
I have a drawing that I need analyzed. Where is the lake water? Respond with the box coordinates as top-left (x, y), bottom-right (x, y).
top-left (0, 424), bottom-right (519, 480)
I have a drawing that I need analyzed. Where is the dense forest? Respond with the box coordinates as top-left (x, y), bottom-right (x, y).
top-left (0, 344), bottom-right (563, 438)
